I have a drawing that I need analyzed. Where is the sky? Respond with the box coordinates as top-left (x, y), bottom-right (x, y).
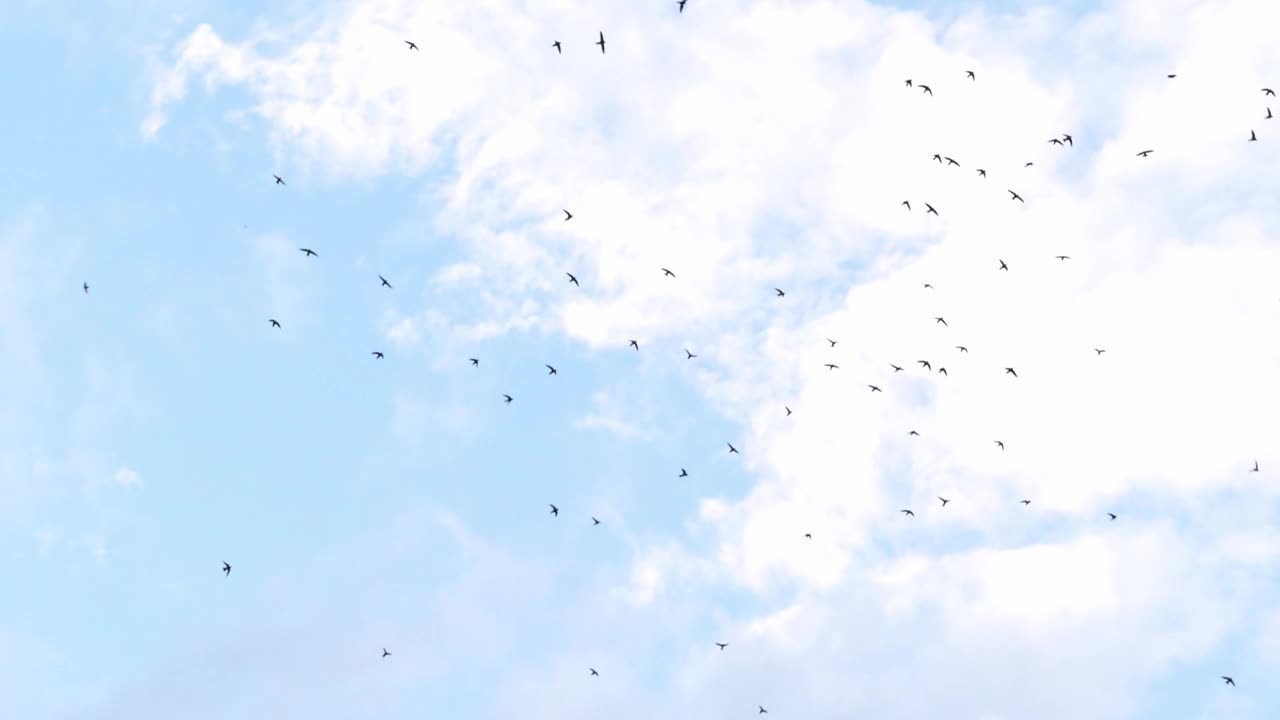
top-left (1, 0), bottom-right (1279, 717)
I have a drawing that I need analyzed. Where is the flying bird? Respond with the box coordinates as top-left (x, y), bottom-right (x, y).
top-left (922, 283), bottom-right (933, 289)
top-left (785, 406), bottom-right (792, 416)
top-left (1222, 676), bottom-right (1235, 686)
top-left (995, 440), bottom-right (1004, 450)
top-left (919, 84), bottom-right (933, 95)
top-left (998, 259), bottom-right (1009, 270)
top-left (1020, 499), bottom-right (1031, 506)
top-left (629, 340), bottom-right (639, 351)
top-left (83, 282), bottom-right (89, 294)
top-left (679, 468), bottom-right (689, 477)
top-left (662, 267), bottom-right (676, 277)
top-left (716, 642), bottom-right (728, 650)
top-left (274, 174), bottom-right (286, 185)
top-left (1009, 190), bottom-right (1024, 202)
top-left (868, 385), bottom-right (882, 392)
top-left (566, 272), bottom-right (579, 286)
top-left (935, 317), bottom-right (948, 326)
top-left (775, 288), bottom-right (786, 297)
top-left (945, 157), bottom-right (959, 167)
top-left (592, 516), bottom-right (601, 525)
top-left (901, 200), bottom-right (911, 210)
top-left (1264, 88), bottom-right (1276, 96)
top-left (932, 154), bottom-right (942, 163)
top-left (904, 79), bottom-right (912, 87)
top-left (901, 509), bottom-right (914, 517)
top-left (1107, 513), bottom-right (1117, 521)
top-left (590, 668), bottom-right (599, 677)
top-left (1267, 108), bottom-right (1273, 119)
top-left (222, 562), bottom-right (231, 576)
top-left (909, 430), bottom-right (919, 436)
top-left (976, 169), bottom-right (986, 177)
top-left (1250, 130), bottom-right (1258, 141)
top-left (553, 41), bottom-right (561, 53)
top-left (891, 364), bottom-right (904, 372)
top-left (965, 70), bottom-right (975, 80)
top-left (1137, 149), bottom-right (1154, 157)
top-left (759, 707), bottom-right (768, 715)
top-left (269, 319), bottom-right (281, 328)
top-left (1062, 134), bottom-right (1074, 146)
top-left (564, 209), bottom-right (573, 221)
top-left (549, 504), bottom-right (559, 516)
top-left (918, 360), bottom-right (931, 370)
top-left (503, 394), bottom-right (513, 404)
top-left (379, 275), bottom-right (392, 288)
top-left (299, 248), bottom-right (317, 256)
top-left (382, 648), bottom-right (392, 658)
top-left (371, 351), bottom-right (384, 359)
top-left (804, 533), bottom-right (812, 539)
top-left (1093, 349), bottom-right (1105, 355)
top-left (1055, 255), bottom-right (1071, 261)
top-left (1252, 460), bottom-right (1259, 472)
top-left (1005, 367), bottom-right (1018, 377)
top-left (595, 31), bottom-right (606, 54)
top-left (727, 443), bottom-right (739, 454)
top-left (827, 338), bottom-right (838, 347)
top-left (937, 367), bottom-right (948, 376)
top-left (824, 363), bottom-right (840, 370)
top-left (924, 203), bottom-right (938, 215)
top-left (546, 365), bottom-right (557, 375)
top-left (1049, 138), bottom-right (1063, 146)
top-left (678, 0), bottom-right (687, 10)
top-left (955, 346), bottom-right (968, 353)
top-left (404, 40), bottom-right (418, 50)
top-left (939, 497), bottom-right (950, 506)
top-left (1025, 161), bottom-right (1034, 167)
top-left (685, 348), bottom-right (697, 359)
top-left (470, 358), bottom-right (479, 366)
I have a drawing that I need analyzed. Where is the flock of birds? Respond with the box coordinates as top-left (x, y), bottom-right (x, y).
top-left (91, 0), bottom-right (1273, 706)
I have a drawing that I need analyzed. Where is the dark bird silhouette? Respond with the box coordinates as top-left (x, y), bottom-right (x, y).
top-left (901, 509), bottom-right (914, 517)
top-left (549, 504), bottom-right (559, 516)
top-left (546, 365), bottom-right (557, 375)
top-left (1094, 349), bottom-right (1105, 355)
top-left (405, 40), bottom-right (418, 50)
top-left (685, 348), bottom-right (697, 359)
top-left (662, 267), bottom-right (676, 277)
top-left (1020, 499), bottom-right (1031, 506)
top-left (592, 516), bottom-right (601, 525)
top-left (1250, 130), bottom-right (1258, 142)
top-left (825, 363), bottom-right (840, 370)
top-left (905, 79), bottom-right (912, 87)
top-left (920, 84), bottom-right (932, 95)
top-left (956, 346), bottom-right (968, 353)
top-left (1107, 512), bottom-right (1117, 521)
top-left (728, 443), bottom-right (739, 454)
top-left (299, 248), bottom-right (317, 257)
top-left (1252, 460), bottom-right (1259, 472)
top-left (909, 430), bottom-right (919, 436)
top-left (595, 31), bottom-right (606, 54)
top-left (1264, 88), bottom-right (1276, 96)
top-left (1062, 134), bottom-right (1073, 146)
top-left (1268, 108), bottom-right (1273, 119)
top-left (932, 154), bottom-right (942, 163)
top-left (759, 707), bottom-right (768, 715)
top-left (918, 360), bottom-right (931, 370)
top-left (902, 200), bottom-right (911, 210)
top-left (679, 468), bottom-right (689, 477)
top-left (371, 351), bottom-right (384, 359)
top-left (1222, 676), bottom-right (1235, 686)
top-left (995, 440), bottom-right (1004, 450)
top-left (274, 174), bottom-right (286, 185)
top-left (678, 0), bottom-right (687, 11)
top-left (629, 340), bottom-right (639, 351)
top-left (564, 209), bottom-right (573, 221)
top-left (937, 367), bottom-right (948, 376)
top-left (998, 259), bottom-right (1008, 270)
top-left (222, 561), bottom-right (231, 576)
top-left (945, 157), bottom-right (959, 167)
top-left (716, 642), bottom-right (728, 650)
top-left (553, 41), bottom-right (561, 54)
top-left (379, 275), bottom-right (392, 288)
top-left (1168, 74), bottom-right (1176, 78)
top-left (827, 338), bottom-right (838, 347)
top-left (1049, 138), bottom-right (1063, 146)
top-left (939, 497), bottom-right (950, 506)
top-left (1009, 190), bottom-right (1024, 202)
top-left (1025, 161), bottom-right (1034, 167)
top-left (1055, 255), bottom-right (1071, 261)
top-left (775, 288), bottom-right (785, 297)
top-left (566, 272), bottom-right (579, 286)
top-left (891, 364), bottom-right (904, 372)
top-left (925, 203), bottom-right (938, 215)
top-left (1005, 367), bottom-right (1018, 377)
top-left (868, 385), bottom-right (882, 392)
top-left (977, 169), bottom-right (986, 177)
top-left (503, 394), bottom-right (513, 404)
top-left (470, 357), bottom-right (479, 366)
top-left (935, 317), bottom-right (948, 326)
top-left (590, 668), bottom-right (599, 677)
top-left (382, 648), bottom-right (392, 658)
top-left (965, 70), bottom-right (975, 80)
top-left (1137, 149), bottom-right (1154, 157)
top-left (804, 533), bottom-right (812, 539)
top-left (785, 406), bottom-right (792, 416)
top-left (83, 282), bottom-right (89, 294)
top-left (269, 319), bottom-right (281, 328)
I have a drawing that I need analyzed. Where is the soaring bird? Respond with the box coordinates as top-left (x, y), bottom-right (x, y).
top-left (1264, 88), bottom-right (1276, 96)
top-left (564, 209), bottom-right (573, 221)
top-left (1250, 130), bottom-right (1258, 142)
top-left (868, 385), bottom-right (882, 392)
top-left (503, 394), bottom-right (513, 404)
top-left (759, 707), bottom-right (768, 715)
top-left (1049, 138), bottom-right (1063, 145)
top-left (945, 156), bottom-right (959, 167)
top-left (824, 363), bottom-right (840, 370)
top-left (405, 40), bottom-right (418, 50)
top-left (1055, 255), bottom-right (1071, 261)
top-left (592, 516), bottom-right (601, 526)
top-left (775, 288), bottom-right (786, 297)
top-left (955, 346), bottom-right (968, 353)
top-left (685, 348), bottom-right (697, 359)
top-left (785, 406), bottom-right (792, 416)
top-left (629, 340), bottom-right (640, 351)
top-left (905, 79), bottom-right (912, 87)
top-left (891, 364), bottom-right (904, 372)
top-left (1137, 149), bottom-right (1154, 157)
top-left (1020, 499), bottom-right (1031, 506)
top-left (1222, 676), bottom-right (1235, 686)
top-left (222, 561), bottom-right (231, 576)
top-left (679, 468), bottom-right (689, 477)
top-left (924, 203), bottom-right (938, 215)
top-left (546, 365), bottom-right (557, 375)
top-left (1252, 460), bottom-right (1259, 472)
top-left (553, 41), bottom-right (562, 54)
top-left (1005, 367), bottom-right (1018, 377)
top-left (923, 283), bottom-right (933, 289)
top-left (299, 248), bottom-right (317, 256)
top-left (918, 360), bottom-right (931, 370)
top-left (939, 497), bottom-right (950, 506)
top-left (965, 70), bottom-right (975, 80)
top-left (566, 272), bottom-right (579, 286)
top-left (901, 200), bottom-right (911, 210)
top-left (937, 367), bottom-right (948, 376)
top-left (379, 275), bottom-right (392, 288)
top-left (1268, 108), bottom-right (1274, 119)
top-left (83, 282), bottom-right (89, 294)
top-left (1107, 512), bottom-right (1117, 521)
top-left (935, 317), bottom-right (948, 326)
top-left (595, 31), bottom-right (606, 54)
top-left (1094, 349), bottom-right (1106, 355)
top-left (662, 267), bottom-right (676, 277)
top-left (274, 174), bottom-right (286, 185)
top-left (933, 154), bottom-right (942, 163)
top-left (371, 351), bottom-right (384, 359)
top-left (1009, 190), bottom-right (1024, 202)
top-left (716, 642), bottom-right (728, 650)
top-left (919, 84), bottom-right (933, 95)
top-left (727, 443), bottom-right (740, 454)
top-left (909, 430), bottom-right (919, 436)
top-left (995, 441), bottom-right (1004, 450)
top-left (901, 509), bottom-right (915, 517)
top-left (382, 648), bottom-right (392, 658)
top-left (1062, 134), bottom-right (1074, 146)
top-left (804, 533), bottom-right (812, 539)
top-left (269, 319), bottom-right (281, 328)
top-left (590, 668), bottom-right (599, 677)
top-left (827, 338), bottom-right (838, 347)
top-left (977, 169), bottom-right (986, 177)
top-left (998, 259), bottom-right (1009, 270)
top-left (470, 358), bottom-right (479, 366)
top-left (549, 504), bottom-right (559, 516)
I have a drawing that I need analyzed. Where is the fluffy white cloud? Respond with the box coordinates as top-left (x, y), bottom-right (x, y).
top-left (145, 0), bottom-right (1280, 717)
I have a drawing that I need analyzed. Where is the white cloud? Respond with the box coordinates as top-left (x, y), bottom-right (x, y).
top-left (112, 466), bottom-right (142, 488)
top-left (145, 0), bottom-right (1280, 716)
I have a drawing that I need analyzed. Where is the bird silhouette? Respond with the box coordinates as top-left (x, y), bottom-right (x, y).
top-left (1264, 88), bottom-right (1276, 96)
top-left (222, 561), bottom-right (231, 576)
top-left (1250, 130), bottom-right (1258, 142)
top-left (83, 282), bottom-right (89, 294)
top-left (679, 468), bottom-right (689, 477)
top-left (274, 174), bottom-right (286, 185)
top-left (1268, 108), bottom-right (1274, 119)
top-left (1107, 512), bottom-right (1117, 521)
top-left (382, 648), bottom-right (392, 658)
top-left (1222, 676), bottom-right (1235, 686)
top-left (955, 346), bottom-right (968, 353)
top-left (1020, 500), bottom-right (1031, 506)
top-left (1055, 255), bottom-right (1071, 261)
top-left (595, 31), bottom-right (606, 54)
top-left (566, 272), bottom-right (579, 286)
top-left (965, 70), bottom-right (975, 80)
top-left (503, 394), bottom-right (513, 404)
top-left (299, 248), bottom-right (317, 257)
top-left (592, 517), bottom-right (601, 525)
top-left (935, 317), bottom-right (948, 326)
top-left (924, 203), bottom-right (938, 215)
top-left (685, 348), bottom-right (697, 359)
top-left (977, 169), bottom-right (986, 177)
top-left (662, 267), bottom-right (676, 277)
top-left (785, 406), bottom-right (792, 416)
top-left (902, 200), bottom-right (911, 210)
top-left (868, 385), bottom-right (882, 392)
top-left (549, 504), bottom-right (559, 516)
top-left (919, 84), bottom-right (932, 95)
top-left (904, 79), bottom-right (912, 87)
top-left (716, 642), bottom-right (728, 650)
top-left (379, 275), bottom-right (392, 288)
top-left (678, 0), bottom-right (687, 11)
top-left (269, 319), bottom-right (281, 328)
top-left (891, 364), bottom-right (904, 372)
top-left (563, 209), bottom-right (573, 221)
top-left (909, 430), bottom-right (919, 436)
top-left (995, 440), bottom-right (1004, 450)
top-left (998, 260), bottom-right (1009, 271)
top-left (589, 668), bottom-right (599, 677)
top-left (470, 358), bottom-right (480, 366)
top-left (901, 509), bottom-right (915, 517)
top-left (546, 365), bottom-right (557, 375)
top-left (824, 363), bottom-right (840, 370)
top-left (1137, 149), bottom-right (1154, 157)
top-left (371, 351), bottom-right (384, 359)
top-left (727, 443), bottom-right (740, 454)
top-left (552, 41), bottom-right (561, 54)
top-left (1094, 349), bottom-right (1106, 355)
top-left (629, 340), bottom-right (640, 351)
top-left (1049, 138), bottom-right (1063, 146)
top-left (804, 533), bottom-right (812, 539)
top-left (937, 367), bottom-right (948, 376)
top-left (827, 338), bottom-right (838, 347)
top-left (759, 707), bottom-right (768, 714)
top-left (1252, 460), bottom-right (1259, 472)
top-left (404, 40), bottom-right (418, 50)
top-left (918, 360), bottom-right (931, 370)
top-left (1005, 367), bottom-right (1018, 377)
top-left (932, 154), bottom-right (942, 163)
top-left (1009, 190), bottom-right (1024, 202)
top-left (774, 288), bottom-right (786, 297)
top-left (1062, 133), bottom-right (1074, 146)
top-left (939, 497), bottom-right (950, 506)
top-left (945, 156), bottom-right (959, 167)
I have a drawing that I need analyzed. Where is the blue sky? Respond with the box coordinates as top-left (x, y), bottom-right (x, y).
top-left (2, 0), bottom-right (1280, 718)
